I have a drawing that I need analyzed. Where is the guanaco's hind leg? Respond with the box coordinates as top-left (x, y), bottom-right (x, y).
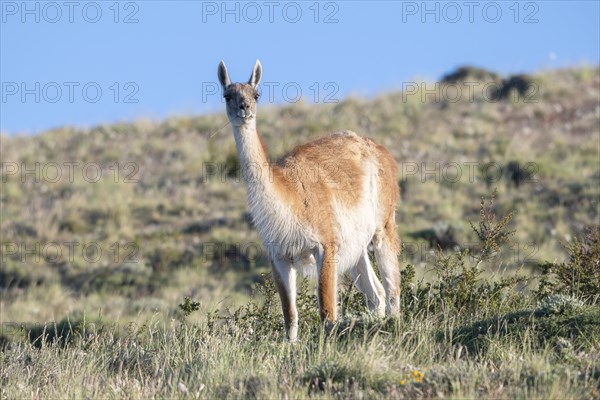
top-left (316, 244), bottom-right (338, 323)
top-left (271, 257), bottom-right (298, 341)
top-left (373, 218), bottom-right (401, 314)
top-left (351, 249), bottom-right (386, 316)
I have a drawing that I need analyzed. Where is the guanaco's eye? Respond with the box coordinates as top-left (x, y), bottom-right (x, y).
top-left (224, 94), bottom-right (231, 101)
top-left (254, 93), bottom-right (260, 100)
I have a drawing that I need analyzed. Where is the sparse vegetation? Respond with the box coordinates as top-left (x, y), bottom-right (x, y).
top-left (1, 66), bottom-right (599, 398)
top-left (536, 226), bottom-right (600, 303)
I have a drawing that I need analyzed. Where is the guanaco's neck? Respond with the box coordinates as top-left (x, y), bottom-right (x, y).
top-left (231, 121), bottom-right (278, 204)
top-left (232, 120), bottom-right (268, 178)
top-left (232, 120), bottom-right (311, 257)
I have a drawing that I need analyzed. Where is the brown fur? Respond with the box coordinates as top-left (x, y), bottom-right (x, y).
top-left (268, 133), bottom-right (398, 247)
top-left (263, 132), bottom-right (400, 322)
top-left (318, 244), bottom-right (338, 321)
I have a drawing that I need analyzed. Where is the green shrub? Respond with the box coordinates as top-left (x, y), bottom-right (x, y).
top-left (536, 226), bottom-right (600, 303)
top-left (179, 296), bottom-right (201, 318)
top-left (400, 192), bottom-right (526, 316)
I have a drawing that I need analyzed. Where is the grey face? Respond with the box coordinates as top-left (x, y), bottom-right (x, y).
top-left (223, 83), bottom-right (260, 126)
top-left (218, 60), bottom-right (262, 127)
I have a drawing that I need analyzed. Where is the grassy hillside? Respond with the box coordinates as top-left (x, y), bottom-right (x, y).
top-left (1, 66), bottom-right (599, 398)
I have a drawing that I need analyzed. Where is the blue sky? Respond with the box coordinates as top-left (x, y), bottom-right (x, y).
top-left (1, 1), bottom-right (599, 134)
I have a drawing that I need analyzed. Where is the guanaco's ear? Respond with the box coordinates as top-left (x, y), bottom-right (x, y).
top-left (218, 60), bottom-right (231, 90)
top-left (248, 59), bottom-right (262, 87)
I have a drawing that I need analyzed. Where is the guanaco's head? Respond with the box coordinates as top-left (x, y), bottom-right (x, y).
top-left (218, 60), bottom-right (262, 127)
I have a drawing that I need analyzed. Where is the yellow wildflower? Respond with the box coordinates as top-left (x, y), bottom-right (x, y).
top-left (411, 370), bottom-right (425, 383)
